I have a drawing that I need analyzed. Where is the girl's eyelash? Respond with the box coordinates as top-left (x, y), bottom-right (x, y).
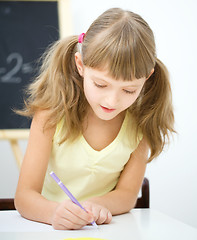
top-left (124, 90), bottom-right (136, 94)
top-left (94, 82), bottom-right (136, 94)
top-left (94, 82), bottom-right (106, 88)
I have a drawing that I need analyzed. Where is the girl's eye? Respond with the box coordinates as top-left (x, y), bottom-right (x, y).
top-left (94, 82), bottom-right (107, 88)
top-left (123, 89), bottom-right (136, 94)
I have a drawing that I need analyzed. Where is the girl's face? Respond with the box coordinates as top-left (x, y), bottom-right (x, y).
top-left (75, 52), bottom-right (147, 121)
top-left (83, 67), bottom-right (146, 121)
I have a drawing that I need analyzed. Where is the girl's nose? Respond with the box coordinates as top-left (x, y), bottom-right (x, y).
top-left (105, 91), bottom-right (119, 108)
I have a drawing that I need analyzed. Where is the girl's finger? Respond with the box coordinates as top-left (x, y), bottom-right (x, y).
top-left (96, 208), bottom-right (108, 224)
top-left (62, 208), bottom-right (90, 226)
top-left (64, 201), bottom-right (94, 224)
top-left (105, 211), bottom-right (112, 224)
top-left (90, 206), bottom-right (100, 222)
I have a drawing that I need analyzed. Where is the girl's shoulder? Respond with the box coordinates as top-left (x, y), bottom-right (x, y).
top-left (33, 110), bottom-right (56, 133)
top-left (53, 117), bottom-right (65, 140)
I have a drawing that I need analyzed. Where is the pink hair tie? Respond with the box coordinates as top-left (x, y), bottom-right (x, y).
top-left (78, 33), bottom-right (85, 43)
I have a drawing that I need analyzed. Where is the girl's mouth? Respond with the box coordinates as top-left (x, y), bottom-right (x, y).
top-left (100, 105), bottom-right (116, 113)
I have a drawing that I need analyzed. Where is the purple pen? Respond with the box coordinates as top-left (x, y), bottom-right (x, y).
top-left (50, 171), bottom-right (98, 228)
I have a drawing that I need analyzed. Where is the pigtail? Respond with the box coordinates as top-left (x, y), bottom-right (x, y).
top-left (17, 36), bottom-right (87, 142)
top-left (131, 58), bottom-right (175, 162)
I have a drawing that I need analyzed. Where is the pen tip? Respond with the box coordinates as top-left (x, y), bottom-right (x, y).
top-left (92, 221), bottom-right (98, 228)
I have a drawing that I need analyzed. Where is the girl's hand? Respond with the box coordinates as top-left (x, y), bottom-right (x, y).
top-left (82, 201), bottom-right (112, 225)
top-left (51, 199), bottom-right (94, 230)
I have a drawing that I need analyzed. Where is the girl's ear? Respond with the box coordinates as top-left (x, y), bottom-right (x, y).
top-left (75, 52), bottom-right (84, 76)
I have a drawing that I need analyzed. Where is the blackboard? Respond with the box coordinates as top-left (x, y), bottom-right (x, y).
top-left (0, 1), bottom-right (59, 129)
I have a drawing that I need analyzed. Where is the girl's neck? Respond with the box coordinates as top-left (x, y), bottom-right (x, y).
top-left (82, 107), bottom-right (126, 133)
top-left (82, 108), bottom-right (127, 151)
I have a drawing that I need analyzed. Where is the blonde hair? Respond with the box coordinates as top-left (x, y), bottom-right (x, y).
top-left (18, 8), bottom-right (175, 162)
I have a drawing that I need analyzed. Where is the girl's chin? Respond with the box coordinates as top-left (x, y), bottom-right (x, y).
top-left (94, 109), bottom-right (119, 121)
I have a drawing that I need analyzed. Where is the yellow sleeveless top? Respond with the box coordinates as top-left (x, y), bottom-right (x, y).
top-left (42, 112), bottom-right (142, 202)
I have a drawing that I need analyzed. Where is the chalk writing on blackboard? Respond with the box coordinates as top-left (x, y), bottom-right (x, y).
top-left (0, 52), bottom-right (33, 84)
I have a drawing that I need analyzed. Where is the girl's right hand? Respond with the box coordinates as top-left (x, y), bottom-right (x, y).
top-left (51, 199), bottom-right (94, 230)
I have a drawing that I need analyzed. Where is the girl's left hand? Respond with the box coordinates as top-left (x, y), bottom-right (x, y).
top-left (82, 201), bottom-right (112, 225)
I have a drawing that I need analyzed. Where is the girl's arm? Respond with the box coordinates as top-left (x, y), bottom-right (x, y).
top-left (82, 137), bottom-right (149, 222)
top-left (15, 110), bottom-right (94, 229)
top-left (15, 110), bottom-right (57, 223)
top-left (15, 110), bottom-right (60, 223)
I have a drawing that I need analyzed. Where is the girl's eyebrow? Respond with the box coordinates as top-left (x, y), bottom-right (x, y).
top-left (92, 76), bottom-right (141, 88)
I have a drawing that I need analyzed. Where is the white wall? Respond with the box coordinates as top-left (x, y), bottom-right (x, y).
top-left (1, 0), bottom-right (197, 229)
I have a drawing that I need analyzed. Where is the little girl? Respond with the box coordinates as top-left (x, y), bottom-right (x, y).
top-left (15, 8), bottom-right (175, 230)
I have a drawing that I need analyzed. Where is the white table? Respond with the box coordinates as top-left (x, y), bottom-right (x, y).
top-left (0, 209), bottom-right (197, 240)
